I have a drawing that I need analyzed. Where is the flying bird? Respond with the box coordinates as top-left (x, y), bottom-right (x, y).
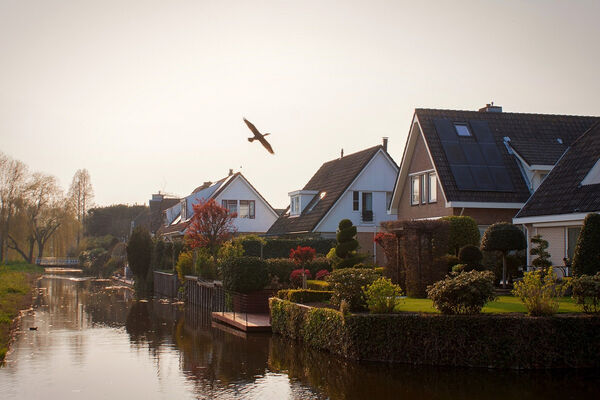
top-left (244, 118), bottom-right (274, 154)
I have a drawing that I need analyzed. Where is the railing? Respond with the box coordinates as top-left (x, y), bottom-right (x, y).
top-left (153, 271), bottom-right (181, 298)
top-left (36, 257), bottom-right (79, 266)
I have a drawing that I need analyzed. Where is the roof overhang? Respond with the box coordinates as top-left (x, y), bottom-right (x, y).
top-left (446, 201), bottom-right (524, 209)
top-left (389, 113), bottom-right (448, 213)
top-left (513, 211), bottom-right (597, 225)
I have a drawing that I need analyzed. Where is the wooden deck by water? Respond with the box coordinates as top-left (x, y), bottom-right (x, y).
top-left (211, 312), bottom-right (271, 332)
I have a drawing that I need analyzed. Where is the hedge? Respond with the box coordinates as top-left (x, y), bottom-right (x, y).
top-left (241, 238), bottom-right (336, 259)
top-left (269, 298), bottom-right (600, 369)
top-left (277, 289), bottom-right (333, 303)
top-left (307, 280), bottom-right (330, 290)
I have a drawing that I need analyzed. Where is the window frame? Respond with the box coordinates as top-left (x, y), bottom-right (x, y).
top-left (411, 176), bottom-right (420, 206)
top-left (454, 123), bottom-right (472, 137)
top-left (428, 172), bottom-right (437, 203)
top-left (239, 200), bottom-right (255, 219)
top-left (221, 199), bottom-right (238, 216)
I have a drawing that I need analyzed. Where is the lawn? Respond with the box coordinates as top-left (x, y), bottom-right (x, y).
top-left (0, 262), bottom-right (41, 362)
top-left (395, 296), bottom-right (581, 314)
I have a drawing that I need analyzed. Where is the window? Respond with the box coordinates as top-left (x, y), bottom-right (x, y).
top-left (454, 123), bottom-right (471, 137)
top-left (290, 196), bottom-right (300, 214)
top-left (239, 200), bottom-right (255, 219)
top-left (428, 173), bottom-right (437, 203)
top-left (222, 200), bottom-right (237, 215)
top-left (362, 192), bottom-right (373, 222)
top-left (421, 174), bottom-right (427, 204)
top-left (411, 176), bottom-right (419, 205)
top-left (581, 158), bottom-right (600, 186)
top-left (353, 191), bottom-right (359, 211)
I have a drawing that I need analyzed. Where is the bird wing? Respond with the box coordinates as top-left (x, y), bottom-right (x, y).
top-left (243, 118), bottom-right (261, 137)
top-left (258, 136), bottom-right (275, 154)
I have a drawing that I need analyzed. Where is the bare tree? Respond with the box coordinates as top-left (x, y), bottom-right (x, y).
top-left (68, 169), bottom-right (94, 246)
top-left (0, 152), bottom-right (28, 262)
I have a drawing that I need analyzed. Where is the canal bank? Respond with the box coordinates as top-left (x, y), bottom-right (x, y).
top-left (0, 263), bottom-right (42, 363)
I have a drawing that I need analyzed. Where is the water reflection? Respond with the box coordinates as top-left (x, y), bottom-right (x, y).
top-left (0, 276), bottom-right (599, 400)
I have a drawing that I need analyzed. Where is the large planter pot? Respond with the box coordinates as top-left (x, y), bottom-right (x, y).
top-left (233, 289), bottom-right (276, 313)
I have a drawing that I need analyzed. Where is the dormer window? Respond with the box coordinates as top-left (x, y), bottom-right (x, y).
top-left (454, 123), bottom-right (471, 137)
top-left (290, 196), bottom-right (300, 215)
top-left (581, 158), bottom-right (600, 186)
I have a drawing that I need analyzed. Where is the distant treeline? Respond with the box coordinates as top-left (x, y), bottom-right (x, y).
top-left (85, 204), bottom-right (148, 239)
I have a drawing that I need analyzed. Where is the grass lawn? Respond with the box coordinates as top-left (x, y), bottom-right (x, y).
top-left (0, 262), bottom-right (41, 362)
top-left (395, 296), bottom-right (581, 314)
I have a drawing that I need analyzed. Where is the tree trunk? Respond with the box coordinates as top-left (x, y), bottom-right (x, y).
top-left (502, 253), bottom-right (507, 289)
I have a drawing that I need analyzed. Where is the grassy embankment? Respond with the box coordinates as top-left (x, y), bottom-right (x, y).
top-left (395, 296), bottom-right (579, 314)
top-left (0, 262), bottom-right (43, 362)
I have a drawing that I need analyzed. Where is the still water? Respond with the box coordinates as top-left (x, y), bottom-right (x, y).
top-left (1, 276), bottom-right (599, 399)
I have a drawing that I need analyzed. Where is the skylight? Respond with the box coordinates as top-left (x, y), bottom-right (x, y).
top-left (581, 158), bottom-right (600, 186)
top-left (454, 123), bottom-right (471, 137)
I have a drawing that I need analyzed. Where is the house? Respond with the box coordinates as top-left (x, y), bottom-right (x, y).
top-left (157, 171), bottom-right (279, 239)
top-left (389, 104), bottom-right (599, 235)
top-left (513, 122), bottom-right (600, 272)
top-left (148, 192), bottom-right (181, 234)
top-left (266, 140), bottom-right (399, 264)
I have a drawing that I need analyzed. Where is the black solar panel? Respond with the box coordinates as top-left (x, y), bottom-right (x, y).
top-left (434, 118), bottom-right (515, 192)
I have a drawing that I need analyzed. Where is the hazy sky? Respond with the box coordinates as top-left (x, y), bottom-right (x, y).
top-left (2, 0), bottom-right (599, 209)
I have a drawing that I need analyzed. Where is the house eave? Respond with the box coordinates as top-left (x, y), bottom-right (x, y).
top-left (513, 211), bottom-right (597, 225)
top-left (447, 201), bottom-right (524, 209)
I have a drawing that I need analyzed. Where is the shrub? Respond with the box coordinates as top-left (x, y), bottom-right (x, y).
top-left (451, 263), bottom-right (466, 273)
top-left (218, 239), bottom-right (245, 262)
top-left (512, 267), bottom-right (568, 316)
top-left (326, 268), bottom-right (379, 311)
top-left (306, 257), bottom-right (331, 277)
top-left (290, 245), bottom-right (316, 265)
top-left (195, 248), bottom-right (216, 280)
top-left (571, 273), bottom-right (600, 313)
top-left (441, 254), bottom-right (460, 271)
top-left (374, 267), bottom-right (384, 275)
top-left (307, 279), bottom-right (330, 290)
top-left (481, 223), bottom-right (526, 288)
top-left (126, 226), bottom-right (153, 281)
top-left (363, 277), bottom-right (403, 313)
top-left (530, 234), bottom-right (552, 270)
top-left (572, 213), bottom-right (600, 276)
top-left (458, 245), bottom-right (483, 271)
top-left (315, 269), bottom-right (330, 280)
top-left (290, 269), bottom-right (312, 288)
top-left (441, 215), bottom-right (480, 255)
top-left (221, 256), bottom-right (269, 293)
top-left (426, 270), bottom-right (496, 315)
top-left (277, 289), bottom-right (333, 303)
top-left (334, 219), bottom-right (367, 269)
top-left (175, 251), bottom-right (194, 283)
top-left (266, 258), bottom-right (296, 284)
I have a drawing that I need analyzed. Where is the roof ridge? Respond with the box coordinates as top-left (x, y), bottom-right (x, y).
top-left (416, 108), bottom-right (600, 119)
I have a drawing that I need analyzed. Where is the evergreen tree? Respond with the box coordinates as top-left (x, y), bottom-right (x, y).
top-left (530, 234), bottom-right (552, 270)
top-left (334, 219), bottom-right (366, 269)
top-left (572, 213), bottom-right (600, 276)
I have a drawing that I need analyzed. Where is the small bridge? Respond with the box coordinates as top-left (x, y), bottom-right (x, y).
top-left (36, 257), bottom-right (80, 266)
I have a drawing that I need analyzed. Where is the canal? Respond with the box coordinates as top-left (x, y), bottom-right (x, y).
top-left (1, 276), bottom-right (599, 399)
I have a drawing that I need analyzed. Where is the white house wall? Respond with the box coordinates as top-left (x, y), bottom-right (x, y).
top-left (317, 151), bottom-right (398, 233)
top-left (214, 177), bottom-right (278, 233)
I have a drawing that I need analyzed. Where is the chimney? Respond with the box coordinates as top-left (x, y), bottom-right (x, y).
top-left (228, 169), bottom-right (233, 176)
top-left (478, 102), bottom-right (502, 113)
top-left (382, 137), bottom-right (389, 152)
top-left (340, 148), bottom-right (344, 158)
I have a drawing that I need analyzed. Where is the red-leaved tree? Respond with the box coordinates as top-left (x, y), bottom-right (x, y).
top-left (185, 199), bottom-right (237, 263)
top-left (289, 245), bottom-right (316, 289)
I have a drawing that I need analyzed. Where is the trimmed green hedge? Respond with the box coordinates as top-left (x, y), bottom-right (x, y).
top-left (241, 238), bottom-right (336, 259)
top-left (307, 280), bottom-right (330, 290)
top-left (277, 289), bottom-right (333, 303)
top-left (269, 298), bottom-right (600, 369)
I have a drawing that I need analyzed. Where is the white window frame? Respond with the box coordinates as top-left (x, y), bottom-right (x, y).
top-left (411, 176), bottom-right (420, 206)
top-left (428, 172), bottom-right (437, 203)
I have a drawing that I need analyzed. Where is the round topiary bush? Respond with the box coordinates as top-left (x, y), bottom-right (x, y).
top-left (326, 267), bottom-right (379, 311)
top-left (458, 245), bottom-right (483, 271)
top-left (441, 215), bottom-right (480, 255)
top-left (426, 270), bottom-right (496, 314)
top-left (221, 256), bottom-right (269, 293)
top-left (481, 222), bottom-right (526, 288)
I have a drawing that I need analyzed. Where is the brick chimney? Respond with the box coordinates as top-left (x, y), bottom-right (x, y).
top-left (479, 102), bottom-right (502, 113)
top-left (382, 137), bottom-right (389, 151)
